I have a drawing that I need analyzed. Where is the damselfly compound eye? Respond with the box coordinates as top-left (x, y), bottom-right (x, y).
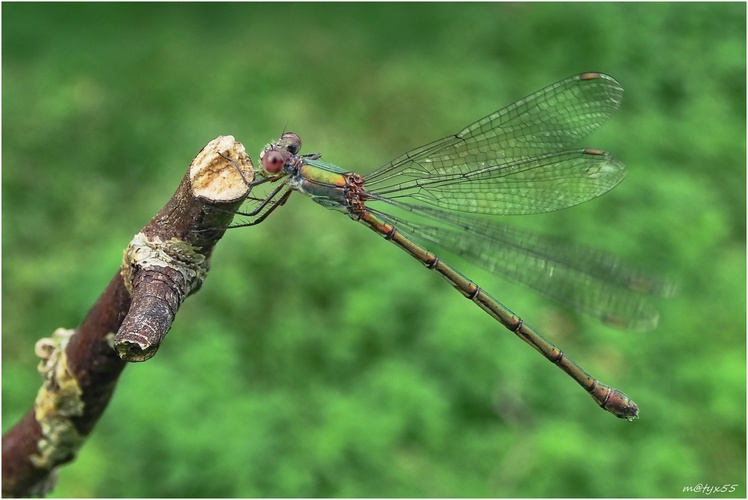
top-left (280, 132), bottom-right (302, 155)
top-left (262, 149), bottom-right (285, 174)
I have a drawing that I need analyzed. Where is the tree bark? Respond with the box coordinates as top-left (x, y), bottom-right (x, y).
top-left (2, 136), bottom-right (253, 497)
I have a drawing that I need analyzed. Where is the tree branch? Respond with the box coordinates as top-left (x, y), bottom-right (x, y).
top-left (2, 136), bottom-right (253, 497)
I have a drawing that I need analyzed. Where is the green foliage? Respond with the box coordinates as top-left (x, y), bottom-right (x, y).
top-left (3, 3), bottom-right (745, 497)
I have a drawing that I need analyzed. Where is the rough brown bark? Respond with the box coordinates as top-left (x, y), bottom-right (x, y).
top-left (2, 136), bottom-right (253, 497)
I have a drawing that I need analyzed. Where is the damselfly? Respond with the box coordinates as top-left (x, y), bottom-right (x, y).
top-left (226, 73), bottom-right (674, 420)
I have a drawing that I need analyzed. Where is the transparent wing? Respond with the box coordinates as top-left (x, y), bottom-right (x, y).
top-left (365, 73), bottom-right (623, 186)
top-left (367, 149), bottom-right (625, 216)
top-left (373, 209), bottom-right (675, 331)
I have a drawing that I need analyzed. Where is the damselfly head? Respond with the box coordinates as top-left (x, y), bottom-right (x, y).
top-left (259, 132), bottom-right (303, 175)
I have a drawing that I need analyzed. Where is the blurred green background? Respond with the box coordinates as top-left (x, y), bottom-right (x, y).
top-left (3, 3), bottom-right (745, 498)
